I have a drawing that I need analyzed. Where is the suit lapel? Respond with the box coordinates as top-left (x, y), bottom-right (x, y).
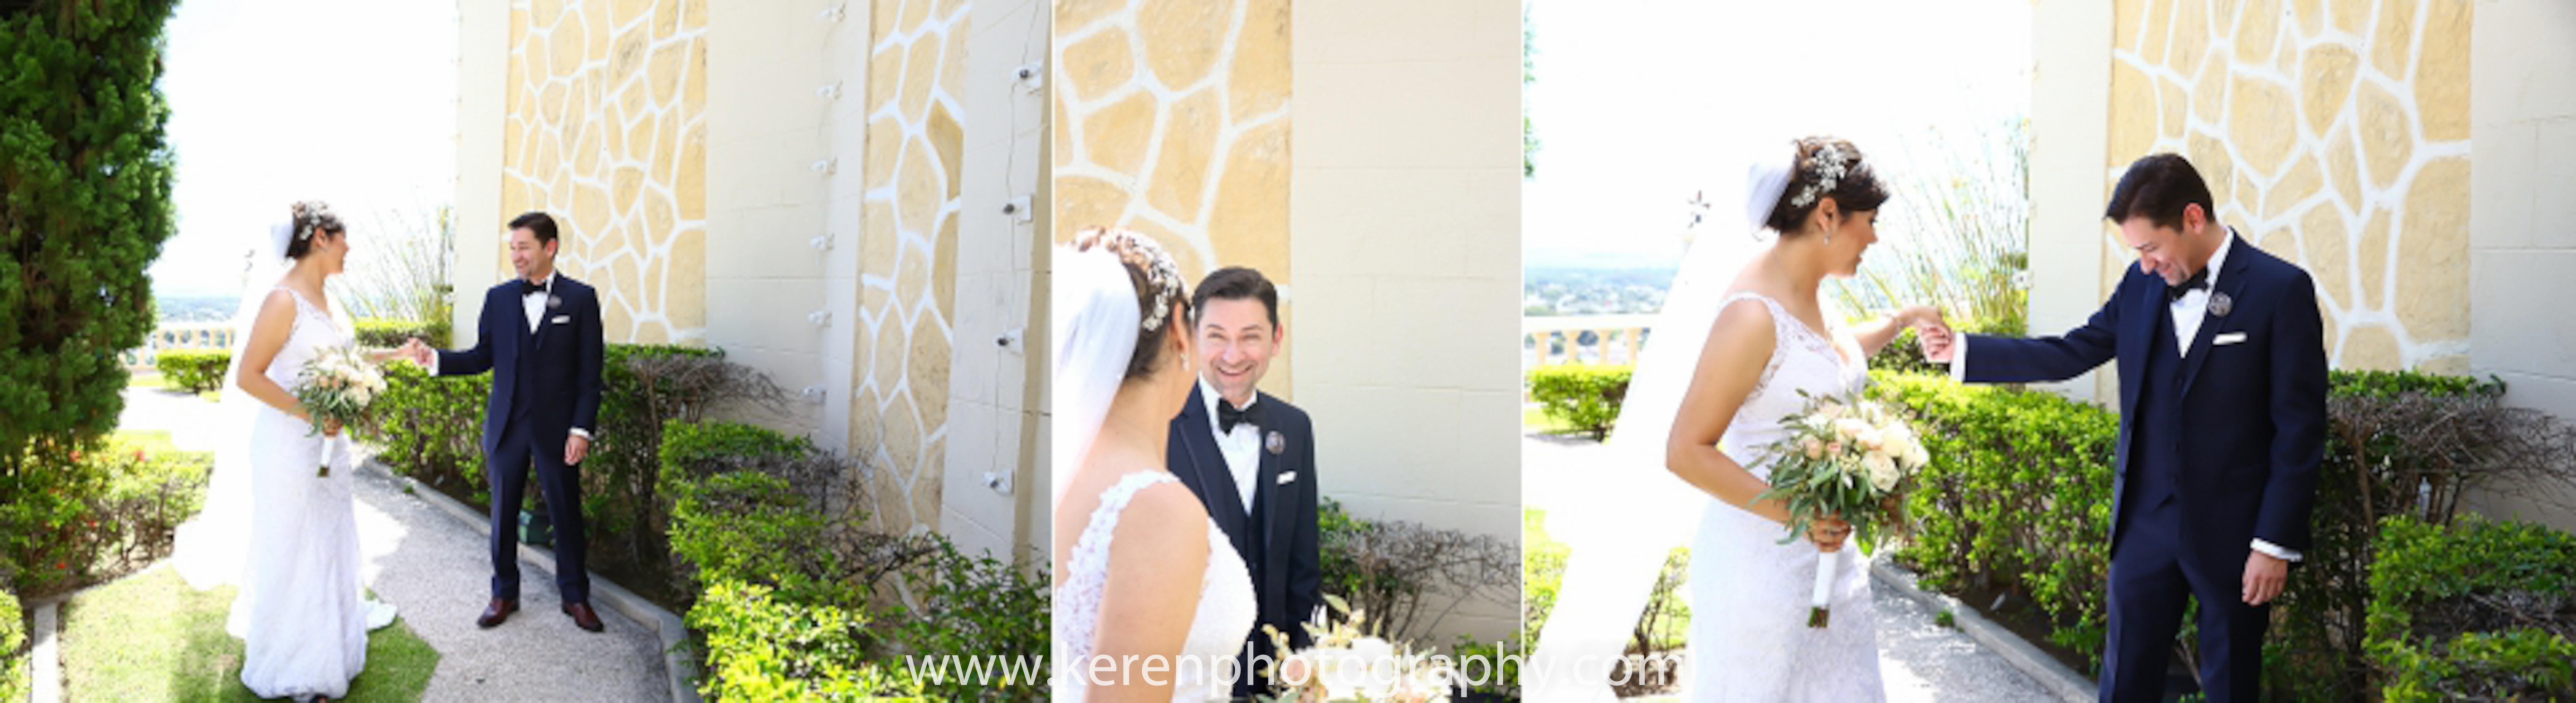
top-left (1178, 386), bottom-right (1249, 542)
top-left (1253, 413), bottom-right (1284, 564)
top-left (2118, 272), bottom-right (2155, 421)
top-left (2176, 235), bottom-right (2254, 397)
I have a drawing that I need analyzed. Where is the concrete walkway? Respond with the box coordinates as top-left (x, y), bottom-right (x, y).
top-left (1523, 430), bottom-right (2068, 701)
top-left (117, 388), bottom-right (672, 702)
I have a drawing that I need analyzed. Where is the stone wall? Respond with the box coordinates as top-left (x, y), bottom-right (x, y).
top-left (1052, 0), bottom-right (1296, 395)
top-left (500, 0), bottom-right (709, 345)
top-left (2108, 0), bottom-right (2471, 372)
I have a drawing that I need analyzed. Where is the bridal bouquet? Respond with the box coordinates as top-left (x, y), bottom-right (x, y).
top-left (1256, 595), bottom-right (1454, 702)
top-left (293, 346), bottom-right (385, 477)
top-left (1755, 390), bottom-right (1930, 627)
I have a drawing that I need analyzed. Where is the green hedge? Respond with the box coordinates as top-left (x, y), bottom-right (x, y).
top-left (687, 578), bottom-right (922, 701)
top-left (153, 350), bottom-right (229, 394)
top-left (0, 434), bottom-right (209, 598)
top-left (2366, 516), bottom-right (2576, 701)
top-left (364, 362), bottom-right (491, 495)
top-left (1528, 365), bottom-right (1632, 441)
top-left (661, 420), bottom-right (837, 605)
top-left (353, 318), bottom-right (449, 350)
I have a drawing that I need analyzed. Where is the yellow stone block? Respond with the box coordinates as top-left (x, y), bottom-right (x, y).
top-left (2114, 0), bottom-right (2147, 53)
top-left (1062, 27), bottom-right (1135, 102)
top-left (575, 128), bottom-right (604, 181)
top-left (908, 315), bottom-right (952, 431)
top-left (2267, 156), bottom-right (2324, 221)
top-left (2419, 355), bottom-right (2469, 375)
top-left (654, 111), bottom-right (680, 184)
top-left (2355, 82), bottom-right (2413, 190)
top-left (2396, 157), bottom-right (2469, 341)
top-left (868, 44), bottom-right (904, 115)
top-left (933, 214), bottom-right (958, 319)
top-left (864, 201), bottom-right (900, 278)
top-left (2291, 0), bottom-right (2323, 35)
top-left (602, 298), bottom-right (634, 344)
top-left (608, 257), bottom-right (641, 312)
top-left (2160, 79), bottom-right (2189, 140)
top-left (2340, 324), bottom-right (2401, 370)
top-left (1229, 0), bottom-right (1292, 119)
top-left (679, 0), bottom-right (703, 31)
top-left (2414, 0), bottom-right (2471, 142)
top-left (2213, 0), bottom-right (2244, 38)
top-left (1055, 176), bottom-right (1134, 243)
top-left (683, 36), bottom-right (707, 109)
top-left (942, 21), bottom-right (971, 97)
top-left (1054, 94), bottom-right (1075, 169)
top-left (675, 123), bottom-right (706, 220)
top-left (2357, 207), bottom-right (2390, 309)
top-left (865, 116), bottom-right (904, 190)
top-left (1083, 93), bottom-right (1159, 176)
top-left (2112, 62), bottom-right (2162, 161)
top-left (900, 0), bottom-right (931, 35)
top-left (2298, 204), bottom-right (2351, 303)
top-left (2371, 0), bottom-right (2416, 79)
top-left (2234, 173), bottom-right (2262, 224)
top-left (902, 36), bottom-right (941, 123)
top-left (2325, 125), bottom-right (2362, 209)
top-left (541, 82), bottom-right (570, 126)
top-left (575, 183), bottom-right (612, 241)
top-left (553, 18), bottom-right (588, 79)
top-left (2228, 74), bottom-right (2299, 177)
top-left (653, 0), bottom-right (678, 40)
top-left (872, 0), bottom-right (902, 42)
top-left (1139, 0), bottom-right (1233, 88)
top-left (611, 28), bottom-right (648, 80)
top-left (1146, 88), bottom-right (1222, 222)
top-left (535, 133), bottom-right (564, 188)
top-left (649, 41), bottom-right (682, 106)
top-left (929, 102), bottom-right (966, 200)
top-left (875, 331), bottom-right (913, 415)
top-left (613, 166), bottom-right (644, 218)
top-left (644, 188), bottom-right (676, 241)
top-left (1118, 218), bottom-right (1206, 287)
top-left (2237, 0), bottom-right (2282, 64)
top-left (2187, 133), bottom-right (2236, 207)
top-left (2169, 0), bottom-right (2210, 75)
top-left (1207, 121), bottom-right (1293, 280)
top-left (532, 0), bottom-right (565, 28)
top-left (2191, 59), bottom-right (2229, 126)
top-left (898, 137), bottom-right (941, 233)
top-left (613, 0), bottom-right (652, 28)
top-left (897, 239), bottom-right (930, 307)
top-left (1057, 0), bottom-right (1129, 40)
top-left (2297, 43), bottom-right (2360, 137)
top-left (2141, 0), bottom-right (2173, 65)
top-left (2318, 298), bottom-right (2342, 353)
top-left (641, 252), bottom-right (665, 314)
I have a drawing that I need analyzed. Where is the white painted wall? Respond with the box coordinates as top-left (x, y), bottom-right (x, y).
top-left (2467, 0), bottom-right (2576, 532)
top-left (2027, 0), bottom-right (2118, 406)
top-left (703, 0), bottom-right (842, 440)
top-left (1290, 0), bottom-right (1524, 645)
top-left (453, 0), bottom-right (509, 348)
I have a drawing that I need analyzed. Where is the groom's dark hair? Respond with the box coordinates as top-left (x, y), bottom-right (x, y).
top-left (1191, 267), bottom-right (1280, 329)
top-left (509, 211), bottom-right (560, 245)
top-left (2105, 153), bottom-right (2217, 231)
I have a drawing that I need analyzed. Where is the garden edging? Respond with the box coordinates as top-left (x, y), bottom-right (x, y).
top-left (381, 463), bottom-right (701, 703)
top-left (25, 597), bottom-right (58, 703)
top-left (1870, 561), bottom-right (2093, 703)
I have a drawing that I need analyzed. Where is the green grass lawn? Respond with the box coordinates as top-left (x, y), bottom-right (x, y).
top-left (61, 567), bottom-right (438, 702)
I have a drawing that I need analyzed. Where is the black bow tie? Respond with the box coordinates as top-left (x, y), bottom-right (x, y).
top-left (1218, 399), bottom-right (1262, 435)
top-left (518, 277), bottom-right (552, 298)
top-left (2166, 268), bottom-right (2209, 302)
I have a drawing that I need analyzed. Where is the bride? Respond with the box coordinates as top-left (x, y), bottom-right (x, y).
top-left (1051, 227), bottom-right (1257, 701)
top-left (1530, 138), bottom-right (1947, 700)
top-left (172, 201), bottom-right (399, 702)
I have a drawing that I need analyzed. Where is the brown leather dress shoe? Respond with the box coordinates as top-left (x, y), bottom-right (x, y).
top-left (563, 601), bottom-right (605, 633)
top-left (477, 598), bottom-right (518, 629)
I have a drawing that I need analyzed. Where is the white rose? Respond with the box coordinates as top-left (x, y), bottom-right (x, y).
top-left (1835, 418), bottom-right (1870, 441)
top-left (1906, 444), bottom-right (1931, 469)
top-left (1864, 453), bottom-right (1899, 492)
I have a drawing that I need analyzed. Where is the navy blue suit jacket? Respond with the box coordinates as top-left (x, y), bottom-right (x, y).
top-left (1962, 235), bottom-right (2327, 560)
top-left (435, 276), bottom-right (607, 458)
top-left (1169, 384), bottom-right (1323, 652)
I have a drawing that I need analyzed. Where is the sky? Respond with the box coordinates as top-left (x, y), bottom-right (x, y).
top-left (1522, 0), bottom-right (2033, 270)
top-left (151, 0), bottom-right (459, 298)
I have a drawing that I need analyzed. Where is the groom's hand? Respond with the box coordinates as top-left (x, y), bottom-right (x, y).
top-left (565, 435), bottom-right (590, 466)
top-left (2243, 551), bottom-right (2288, 605)
top-left (1919, 324), bottom-right (1956, 363)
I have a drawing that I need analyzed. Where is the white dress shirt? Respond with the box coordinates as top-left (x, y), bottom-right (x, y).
top-left (1200, 378), bottom-right (1262, 515)
top-left (429, 272), bottom-right (590, 441)
top-left (1950, 229), bottom-right (2296, 561)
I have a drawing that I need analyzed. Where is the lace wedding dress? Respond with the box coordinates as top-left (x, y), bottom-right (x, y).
top-left (1054, 470), bottom-right (1259, 701)
top-left (1683, 292), bottom-right (1885, 702)
top-left (234, 287), bottom-right (375, 700)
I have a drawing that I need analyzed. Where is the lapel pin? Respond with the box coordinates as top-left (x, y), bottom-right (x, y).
top-left (546, 294), bottom-right (564, 310)
top-left (1265, 430), bottom-right (1285, 455)
top-left (2209, 292), bottom-right (2233, 318)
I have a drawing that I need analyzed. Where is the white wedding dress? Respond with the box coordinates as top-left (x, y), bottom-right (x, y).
top-left (233, 287), bottom-right (373, 700)
top-left (1683, 291), bottom-right (1885, 701)
top-left (1054, 470), bottom-right (1259, 702)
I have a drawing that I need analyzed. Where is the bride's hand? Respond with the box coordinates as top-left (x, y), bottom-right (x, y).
top-left (1807, 516), bottom-right (1852, 553)
top-left (1899, 304), bottom-right (1947, 331)
top-left (319, 418), bottom-right (343, 438)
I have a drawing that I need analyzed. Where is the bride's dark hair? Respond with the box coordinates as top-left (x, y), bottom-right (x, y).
top-left (1763, 137), bottom-right (1889, 236)
top-left (1072, 226), bottom-right (1190, 381)
top-left (284, 201), bottom-right (346, 260)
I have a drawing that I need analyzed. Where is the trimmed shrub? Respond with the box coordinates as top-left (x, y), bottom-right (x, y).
top-left (1528, 365), bottom-right (1633, 441)
top-left (2366, 516), bottom-right (2576, 702)
top-left (1319, 498), bottom-right (1519, 645)
top-left (0, 434), bottom-right (208, 598)
top-left (153, 350), bottom-right (229, 394)
top-left (687, 578), bottom-right (922, 701)
top-left (889, 541), bottom-right (1050, 701)
top-left (362, 361), bottom-right (489, 495)
top-left (352, 318), bottom-right (448, 350)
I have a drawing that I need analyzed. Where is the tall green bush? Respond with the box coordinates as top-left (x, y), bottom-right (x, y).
top-left (687, 578), bottom-right (922, 701)
top-left (0, 0), bottom-right (180, 582)
top-left (153, 349), bottom-right (229, 394)
top-left (1528, 365), bottom-right (1632, 441)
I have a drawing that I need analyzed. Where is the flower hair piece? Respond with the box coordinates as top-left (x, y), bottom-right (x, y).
top-left (290, 201), bottom-right (339, 242)
top-left (1074, 228), bottom-right (1186, 334)
top-left (1787, 141), bottom-right (1851, 209)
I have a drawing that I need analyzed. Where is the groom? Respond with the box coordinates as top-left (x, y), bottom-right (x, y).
top-left (1924, 153), bottom-right (2326, 701)
top-left (402, 211), bottom-right (608, 633)
top-left (1166, 267), bottom-right (1322, 697)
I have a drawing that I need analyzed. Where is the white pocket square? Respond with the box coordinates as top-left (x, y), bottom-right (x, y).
top-left (550, 315), bottom-right (572, 324)
top-left (2213, 332), bottom-right (2248, 346)
top-left (1276, 471), bottom-right (1298, 485)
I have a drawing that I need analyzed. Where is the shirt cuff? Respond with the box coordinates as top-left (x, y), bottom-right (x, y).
top-left (2251, 538), bottom-right (2303, 562)
top-left (570, 428), bottom-right (593, 440)
top-left (426, 353), bottom-right (439, 376)
top-left (1947, 335), bottom-right (1968, 382)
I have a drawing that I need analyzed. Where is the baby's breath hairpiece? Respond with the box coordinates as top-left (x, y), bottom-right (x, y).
top-left (291, 201), bottom-right (337, 242)
top-left (1788, 142), bottom-right (1851, 209)
top-left (1076, 228), bottom-right (1186, 333)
